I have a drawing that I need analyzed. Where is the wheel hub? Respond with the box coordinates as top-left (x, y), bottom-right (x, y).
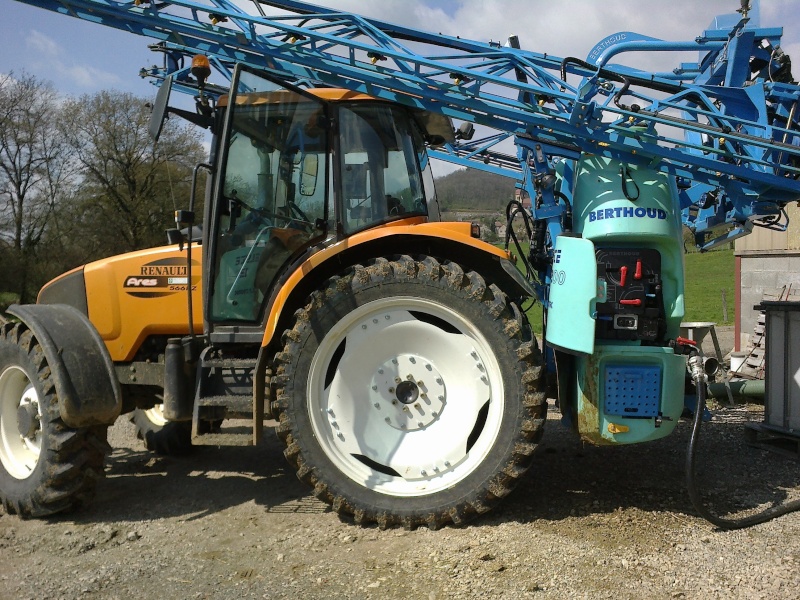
top-left (17, 402), bottom-right (39, 439)
top-left (395, 380), bottom-right (419, 404)
top-left (368, 353), bottom-right (447, 432)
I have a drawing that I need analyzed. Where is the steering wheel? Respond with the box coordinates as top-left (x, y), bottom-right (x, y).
top-left (288, 201), bottom-right (311, 225)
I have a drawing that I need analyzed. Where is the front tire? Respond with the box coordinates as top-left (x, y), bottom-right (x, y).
top-left (130, 406), bottom-right (192, 455)
top-left (274, 255), bottom-right (545, 528)
top-left (0, 322), bottom-right (109, 518)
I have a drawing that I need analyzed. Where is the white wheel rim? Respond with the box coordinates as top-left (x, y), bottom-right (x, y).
top-left (308, 296), bottom-right (504, 497)
top-left (143, 404), bottom-right (169, 427)
top-left (0, 366), bottom-right (42, 480)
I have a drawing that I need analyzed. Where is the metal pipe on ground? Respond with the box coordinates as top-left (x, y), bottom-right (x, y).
top-left (706, 379), bottom-right (765, 400)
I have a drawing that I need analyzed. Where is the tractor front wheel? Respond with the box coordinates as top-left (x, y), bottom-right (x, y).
top-left (0, 322), bottom-right (109, 517)
top-left (130, 405), bottom-right (192, 455)
top-left (274, 255), bottom-right (546, 529)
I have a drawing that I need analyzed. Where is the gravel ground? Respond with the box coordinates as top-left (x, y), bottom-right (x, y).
top-left (2, 327), bottom-right (799, 600)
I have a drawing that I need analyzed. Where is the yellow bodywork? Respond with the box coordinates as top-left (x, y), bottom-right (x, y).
top-left (77, 245), bottom-right (202, 362)
top-left (39, 220), bottom-right (505, 363)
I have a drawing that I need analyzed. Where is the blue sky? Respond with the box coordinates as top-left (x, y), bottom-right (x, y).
top-left (4, 1), bottom-right (799, 100)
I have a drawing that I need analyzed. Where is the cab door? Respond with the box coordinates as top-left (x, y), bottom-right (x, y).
top-left (206, 65), bottom-right (330, 326)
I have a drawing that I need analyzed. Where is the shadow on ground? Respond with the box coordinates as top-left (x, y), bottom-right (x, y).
top-left (56, 402), bottom-right (800, 531)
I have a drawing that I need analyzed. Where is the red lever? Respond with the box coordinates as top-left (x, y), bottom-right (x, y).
top-left (634, 260), bottom-right (643, 280)
top-left (619, 265), bottom-right (628, 287)
top-left (676, 336), bottom-right (698, 346)
top-left (619, 298), bottom-right (642, 306)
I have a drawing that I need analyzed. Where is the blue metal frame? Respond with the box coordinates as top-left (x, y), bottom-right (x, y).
top-left (16, 0), bottom-right (799, 248)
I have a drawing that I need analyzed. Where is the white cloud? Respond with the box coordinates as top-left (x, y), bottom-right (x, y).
top-left (26, 30), bottom-right (60, 57)
top-left (21, 28), bottom-right (122, 92)
top-left (66, 64), bottom-right (122, 89)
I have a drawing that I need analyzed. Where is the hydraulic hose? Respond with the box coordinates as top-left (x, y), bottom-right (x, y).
top-left (686, 354), bottom-right (800, 529)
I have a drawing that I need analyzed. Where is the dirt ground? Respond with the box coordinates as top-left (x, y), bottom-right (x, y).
top-left (2, 327), bottom-right (800, 599)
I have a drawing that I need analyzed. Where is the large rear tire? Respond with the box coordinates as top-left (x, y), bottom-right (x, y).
top-left (0, 322), bottom-right (109, 518)
top-left (274, 255), bottom-right (546, 529)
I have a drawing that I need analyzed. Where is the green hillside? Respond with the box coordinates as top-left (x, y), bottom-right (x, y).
top-left (435, 168), bottom-right (516, 212)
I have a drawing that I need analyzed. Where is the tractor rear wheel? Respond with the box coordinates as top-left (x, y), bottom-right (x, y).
top-left (0, 322), bottom-right (109, 517)
top-left (274, 255), bottom-right (546, 529)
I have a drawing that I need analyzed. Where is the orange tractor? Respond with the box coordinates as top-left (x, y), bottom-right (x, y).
top-left (0, 72), bottom-right (543, 529)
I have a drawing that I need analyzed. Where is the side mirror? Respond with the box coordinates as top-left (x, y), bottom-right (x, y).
top-left (299, 154), bottom-right (318, 196)
top-left (149, 74), bottom-right (174, 142)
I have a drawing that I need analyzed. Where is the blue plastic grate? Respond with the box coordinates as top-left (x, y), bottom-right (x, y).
top-left (604, 365), bottom-right (661, 418)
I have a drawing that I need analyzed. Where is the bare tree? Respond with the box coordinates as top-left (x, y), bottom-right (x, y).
top-left (58, 90), bottom-right (206, 256)
top-left (0, 72), bottom-right (73, 303)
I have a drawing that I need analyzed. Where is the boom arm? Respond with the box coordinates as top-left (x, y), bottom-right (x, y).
top-left (17, 0), bottom-right (800, 244)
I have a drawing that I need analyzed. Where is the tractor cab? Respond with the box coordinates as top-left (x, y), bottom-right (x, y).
top-left (203, 66), bottom-right (451, 329)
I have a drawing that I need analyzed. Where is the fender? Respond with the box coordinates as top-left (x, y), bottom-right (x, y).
top-left (260, 220), bottom-right (524, 349)
top-left (6, 304), bottom-right (122, 428)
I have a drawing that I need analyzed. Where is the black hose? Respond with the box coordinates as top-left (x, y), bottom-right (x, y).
top-left (504, 200), bottom-right (536, 278)
top-left (686, 362), bottom-right (800, 529)
top-left (553, 190), bottom-right (573, 231)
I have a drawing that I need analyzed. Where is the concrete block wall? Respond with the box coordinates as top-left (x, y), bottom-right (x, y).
top-left (737, 251), bottom-right (800, 350)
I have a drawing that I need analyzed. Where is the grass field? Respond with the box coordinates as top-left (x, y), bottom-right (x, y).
top-left (0, 292), bottom-right (18, 313)
top-left (683, 248), bottom-right (735, 325)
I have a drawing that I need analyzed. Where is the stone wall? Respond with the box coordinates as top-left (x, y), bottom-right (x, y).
top-left (737, 251), bottom-right (800, 349)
